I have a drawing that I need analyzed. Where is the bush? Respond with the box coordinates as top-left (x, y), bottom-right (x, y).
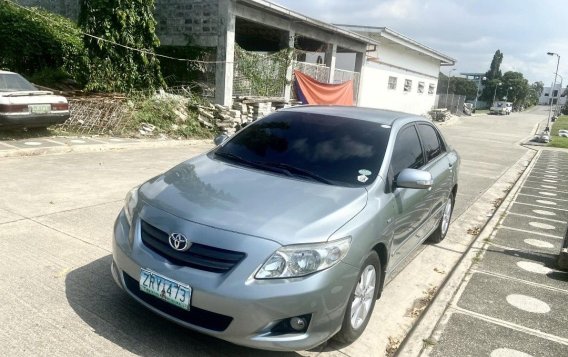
top-left (129, 95), bottom-right (213, 139)
top-left (0, 1), bottom-right (89, 85)
top-left (79, 0), bottom-right (164, 92)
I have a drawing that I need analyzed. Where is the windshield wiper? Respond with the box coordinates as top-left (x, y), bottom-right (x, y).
top-left (259, 162), bottom-right (334, 185)
top-left (215, 152), bottom-right (333, 184)
top-left (214, 151), bottom-right (259, 166)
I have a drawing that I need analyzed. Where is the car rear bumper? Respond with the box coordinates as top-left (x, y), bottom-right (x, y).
top-left (0, 112), bottom-right (69, 128)
top-left (111, 209), bottom-right (359, 351)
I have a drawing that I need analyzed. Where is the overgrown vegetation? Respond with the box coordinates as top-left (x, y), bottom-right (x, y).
top-left (0, 1), bottom-right (89, 86)
top-left (79, 0), bottom-right (164, 92)
top-left (549, 115), bottom-right (568, 148)
top-left (127, 95), bottom-right (214, 139)
top-left (233, 45), bottom-right (292, 97)
top-left (157, 45), bottom-right (216, 87)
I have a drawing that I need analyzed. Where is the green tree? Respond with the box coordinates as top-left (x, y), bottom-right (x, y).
top-left (500, 71), bottom-right (529, 105)
top-left (79, 0), bottom-right (164, 92)
top-left (532, 81), bottom-right (544, 98)
top-left (480, 50), bottom-right (505, 102)
top-left (437, 73), bottom-right (478, 100)
top-left (0, 1), bottom-right (88, 85)
top-left (485, 50), bottom-right (503, 80)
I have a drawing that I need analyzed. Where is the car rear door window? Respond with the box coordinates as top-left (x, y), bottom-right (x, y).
top-left (418, 124), bottom-right (444, 162)
top-left (391, 125), bottom-right (424, 178)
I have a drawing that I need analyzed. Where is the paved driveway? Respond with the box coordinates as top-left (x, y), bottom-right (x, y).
top-left (0, 108), bottom-right (545, 356)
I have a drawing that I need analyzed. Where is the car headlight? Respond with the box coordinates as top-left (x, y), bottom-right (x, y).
top-left (255, 237), bottom-right (351, 279)
top-left (124, 187), bottom-right (139, 226)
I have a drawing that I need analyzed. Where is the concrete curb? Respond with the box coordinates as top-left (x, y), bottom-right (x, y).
top-left (0, 138), bottom-right (213, 159)
top-left (395, 148), bottom-right (539, 356)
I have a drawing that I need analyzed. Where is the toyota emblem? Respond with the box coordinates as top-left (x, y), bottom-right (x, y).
top-left (168, 233), bottom-right (191, 252)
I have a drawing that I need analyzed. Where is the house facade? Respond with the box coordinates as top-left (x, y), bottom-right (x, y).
top-left (539, 83), bottom-right (567, 106)
top-left (339, 26), bottom-right (455, 115)
top-left (16, 0), bottom-right (455, 113)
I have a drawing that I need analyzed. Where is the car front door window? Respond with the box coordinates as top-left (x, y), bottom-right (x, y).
top-left (391, 125), bottom-right (425, 178)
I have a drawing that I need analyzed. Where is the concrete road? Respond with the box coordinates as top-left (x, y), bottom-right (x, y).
top-left (0, 108), bottom-right (545, 356)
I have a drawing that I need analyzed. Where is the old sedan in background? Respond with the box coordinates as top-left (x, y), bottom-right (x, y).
top-left (111, 106), bottom-right (460, 351)
top-left (0, 70), bottom-right (69, 129)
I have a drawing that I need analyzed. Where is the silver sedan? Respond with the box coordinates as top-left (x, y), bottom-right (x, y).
top-left (111, 105), bottom-right (459, 351)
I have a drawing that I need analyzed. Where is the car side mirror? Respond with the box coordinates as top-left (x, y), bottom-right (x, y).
top-left (396, 168), bottom-right (433, 189)
top-left (214, 134), bottom-right (229, 146)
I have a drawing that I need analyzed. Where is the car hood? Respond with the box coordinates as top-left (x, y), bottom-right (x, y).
top-left (138, 154), bottom-right (368, 245)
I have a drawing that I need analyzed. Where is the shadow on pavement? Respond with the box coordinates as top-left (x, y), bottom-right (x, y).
top-left (65, 255), bottom-right (302, 357)
top-left (495, 248), bottom-right (568, 282)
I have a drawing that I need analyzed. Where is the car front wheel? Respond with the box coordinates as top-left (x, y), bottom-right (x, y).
top-left (334, 251), bottom-right (381, 344)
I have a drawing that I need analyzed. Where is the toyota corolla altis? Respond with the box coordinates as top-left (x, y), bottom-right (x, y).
top-left (111, 105), bottom-right (459, 351)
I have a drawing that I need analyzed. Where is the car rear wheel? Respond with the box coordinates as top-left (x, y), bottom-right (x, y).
top-left (334, 251), bottom-right (381, 344)
top-left (428, 192), bottom-right (454, 243)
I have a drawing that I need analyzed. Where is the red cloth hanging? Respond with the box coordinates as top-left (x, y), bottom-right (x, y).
top-left (294, 70), bottom-right (354, 106)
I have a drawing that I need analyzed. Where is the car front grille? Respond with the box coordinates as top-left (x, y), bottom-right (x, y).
top-left (122, 273), bottom-right (233, 332)
top-left (140, 220), bottom-right (246, 273)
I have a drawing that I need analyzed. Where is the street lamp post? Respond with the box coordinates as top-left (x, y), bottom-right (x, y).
top-left (473, 76), bottom-right (486, 110)
top-left (505, 86), bottom-right (512, 100)
top-left (492, 82), bottom-right (502, 104)
top-left (555, 73), bottom-right (564, 115)
top-left (445, 68), bottom-right (456, 109)
top-left (546, 52), bottom-right (560, 132)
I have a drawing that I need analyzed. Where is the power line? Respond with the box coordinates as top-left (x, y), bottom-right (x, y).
top-left (4, 0), bottom-right (232, 64)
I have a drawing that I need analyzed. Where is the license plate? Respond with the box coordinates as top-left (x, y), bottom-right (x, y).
top-left (29, 104), bottom-right (51, 114)
top-left (139, 269), bottom-right (191, 310)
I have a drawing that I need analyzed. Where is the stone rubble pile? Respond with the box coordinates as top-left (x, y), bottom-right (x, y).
top-left (428, 108), bottom-right (453, 122)
top-left (195, 97), bottom-right (298, 135)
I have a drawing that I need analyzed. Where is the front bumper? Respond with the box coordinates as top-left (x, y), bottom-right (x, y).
top-left (112, 208), bottom-right (359, 351)
top-left (0, 112), bottom-right (69, 128)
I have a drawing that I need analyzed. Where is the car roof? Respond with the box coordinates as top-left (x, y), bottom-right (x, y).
top-left (280, 105), bottom-right (426, 125)
top-left (0, 70), bottom-right (15, 74)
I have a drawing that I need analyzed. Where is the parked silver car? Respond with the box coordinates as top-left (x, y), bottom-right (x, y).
top-left (112, 106), bottom-right (460, 351)
top-left (0, 70), bottom-right (69, 129)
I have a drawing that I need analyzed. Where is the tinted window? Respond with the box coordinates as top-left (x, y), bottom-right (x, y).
top-left (418, 124), bottom-right (443, 162)
top-left (391, 125), bottom-right (424, 178)
top-left (213, 111), bottom-right (391, 187)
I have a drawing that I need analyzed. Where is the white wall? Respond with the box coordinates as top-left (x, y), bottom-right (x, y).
top-left (358, 41), bottom-right (440, 115)
top-left (539, 83), bottom-right (566, 106)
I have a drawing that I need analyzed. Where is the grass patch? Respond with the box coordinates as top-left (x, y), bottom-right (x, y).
top-left (549, 115), bottom-right (568, 148)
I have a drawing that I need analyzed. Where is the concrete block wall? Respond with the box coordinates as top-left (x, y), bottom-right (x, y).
top-left (15, 0), bottom-right (222, 48)
top-left (155, 0), bottom-right (220, 47)
top-left (15, 0), bottom-right (81, 21)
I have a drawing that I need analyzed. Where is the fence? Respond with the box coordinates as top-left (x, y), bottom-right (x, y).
top-left (435, 93), bottom-right (466, 114)
top-left (58, 86), bottom-right (199, 135)
top-left (291, 61), bottom-right (360, 102)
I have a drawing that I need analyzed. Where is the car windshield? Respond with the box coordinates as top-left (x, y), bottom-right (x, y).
top-left (0, 73), bottom-right (37, 92)
top-left (214, 111), bottom-right (391, 187)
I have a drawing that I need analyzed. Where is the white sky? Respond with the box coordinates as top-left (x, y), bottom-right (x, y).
top-left (273, 0), bottom-right (568, 86)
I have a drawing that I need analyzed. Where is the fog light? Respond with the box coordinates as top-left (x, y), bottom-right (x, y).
top-left (269, 314), bottom-right (311, 335)
top-left (290, 316), bottom-right (307, 331)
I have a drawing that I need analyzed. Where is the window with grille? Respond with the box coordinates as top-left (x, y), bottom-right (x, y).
top-left (404, 79), bottom-right (412, 92)
top-left (418, 82), bottom-right (425, 94)
top-left (388, 76), bottom-right (397, 90)
top-left (428, 84), bottom-right (435, 95)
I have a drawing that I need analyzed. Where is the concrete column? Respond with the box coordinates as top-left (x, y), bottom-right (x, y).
top-left (354, 51), bottom-right (366, 106)
top-left (284, 30), bottom-right (295, 102)
top-left (325, 43), bottom-right (337, 83)
top-left (215, 0), bottom-right (236, 106)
